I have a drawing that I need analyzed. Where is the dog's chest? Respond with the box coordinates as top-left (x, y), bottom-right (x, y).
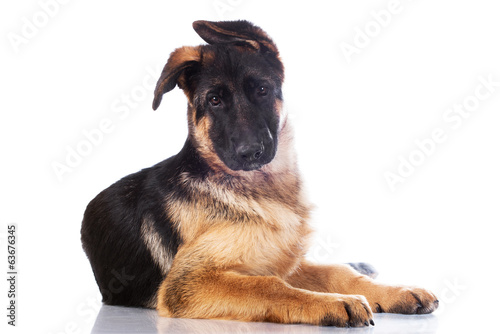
top-left (203, 201), bottom-right (310, 277)
top-left (235, 204), bottom-right (309, 275)
top-left (168, 182), bottom-right (312, 277)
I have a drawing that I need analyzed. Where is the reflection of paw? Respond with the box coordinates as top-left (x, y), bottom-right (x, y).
top-left (318, 294), bottom-right (374, 327)
top-left (375, 286), bottom-right (439, 314)
top-left (348, 262), bottom-right (378, 279)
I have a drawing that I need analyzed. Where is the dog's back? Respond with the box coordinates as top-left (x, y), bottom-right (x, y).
top-left (81, 146), bottom-right (193, 307)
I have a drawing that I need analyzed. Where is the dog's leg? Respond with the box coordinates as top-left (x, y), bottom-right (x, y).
top-left (157, 268), bottom-right (374, 327)
top-left (347, 262), bottom-right (378, 279)
top-left (286, 260), bottom-right (439, 315)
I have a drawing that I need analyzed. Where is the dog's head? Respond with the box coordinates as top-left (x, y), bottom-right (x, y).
top-left (153, 20), bottom-right (285, 173)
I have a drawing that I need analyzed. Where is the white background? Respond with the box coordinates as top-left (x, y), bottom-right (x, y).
top-left (1, 0), bottom-right (499, 333)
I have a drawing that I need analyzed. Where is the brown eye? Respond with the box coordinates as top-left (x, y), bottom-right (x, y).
top-left (210, 95), bottom-right (221, 106)
top-left (257, 86), bottom-right (268, 96)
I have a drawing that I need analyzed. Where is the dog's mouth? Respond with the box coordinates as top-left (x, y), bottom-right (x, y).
top-left (223, 155), bottom-right (273, 172)
top-left (239, 161), bottom-right (267, 172)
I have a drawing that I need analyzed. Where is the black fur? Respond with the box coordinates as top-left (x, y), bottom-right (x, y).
top-left (81, 141), bottom-right (207, 306)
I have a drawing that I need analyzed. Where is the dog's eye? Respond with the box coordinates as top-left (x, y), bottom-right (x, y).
top-left (257, 86), bottom-right (268, 97)
top-left (209, 96), bottom-right (221, 106)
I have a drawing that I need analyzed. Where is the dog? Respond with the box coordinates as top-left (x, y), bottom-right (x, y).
top-left (81, 20), bottom-right (438, 327)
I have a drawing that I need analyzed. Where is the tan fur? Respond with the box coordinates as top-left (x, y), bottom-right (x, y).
top-left (286, 261), bottom-right (439, 315)
top-left (159, 269), bottom-right (372, 326)
top-left (141, 215), bottom-right (174, 276)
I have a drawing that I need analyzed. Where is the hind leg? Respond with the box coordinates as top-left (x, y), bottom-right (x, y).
top-left (348, 262), bottom-right (378, 279)
top-left (286, 260), bottom-right (439, 314)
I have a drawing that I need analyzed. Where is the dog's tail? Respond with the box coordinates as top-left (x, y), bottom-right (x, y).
top-left (348, 262), bottom-right (378, 279)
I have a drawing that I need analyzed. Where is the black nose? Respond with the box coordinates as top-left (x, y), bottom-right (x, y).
top-left (235, 142), bottom-right (264, 163)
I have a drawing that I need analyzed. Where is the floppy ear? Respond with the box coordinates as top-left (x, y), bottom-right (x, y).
top-left (192, 20), bottom-right (279, 54)
top-left (152, 46), bottom-right (201, 110)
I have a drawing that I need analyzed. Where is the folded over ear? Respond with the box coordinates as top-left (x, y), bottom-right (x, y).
top-left (152, 46), bottom-right (201, 110)
top-left (192, 20), bottom-right (279, 54)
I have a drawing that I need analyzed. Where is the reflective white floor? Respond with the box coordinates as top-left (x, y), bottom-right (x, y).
top-left (90, 305), bottom-right (440, 334)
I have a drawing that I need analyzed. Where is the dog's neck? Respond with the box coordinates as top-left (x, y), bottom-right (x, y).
top-left (172, 114), bottom-right (310, 228)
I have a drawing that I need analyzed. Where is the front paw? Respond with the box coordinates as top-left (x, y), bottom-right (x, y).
top-left (374, 286), bottom-right (439, 315)
top-left (319, 294), bottom-right (374, 327)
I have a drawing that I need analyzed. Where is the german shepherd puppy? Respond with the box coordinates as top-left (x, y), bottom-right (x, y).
top-left (81, 20), bottom-right (438, 327)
